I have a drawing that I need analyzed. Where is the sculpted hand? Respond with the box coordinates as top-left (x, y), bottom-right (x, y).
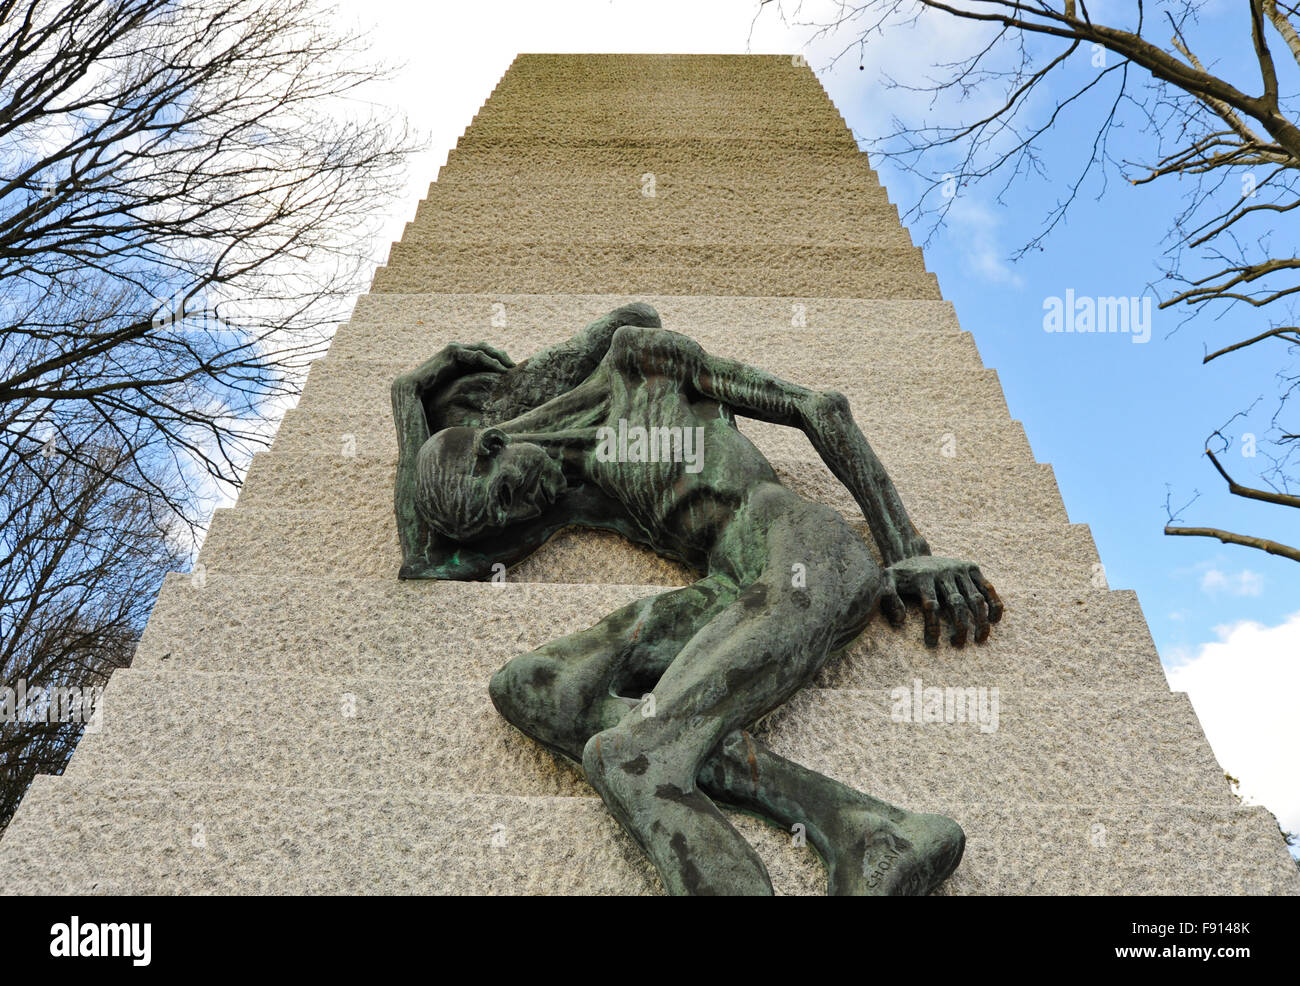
top-left (880, 555), bottom-right (1003, 648)
top-left (403, 341), bottom-right (514, 392)
top-left (446, 341), bottom-right (514, 376)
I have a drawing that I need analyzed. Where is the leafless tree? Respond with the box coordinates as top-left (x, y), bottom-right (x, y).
top-left (756, 0), bottom-right (1300, 563)
top-left (0, 0), bottom-right (414, 829)
top-left (0, 424), bottom-right (186, 833)
top-left (0, 0), bottom-right (413, 531)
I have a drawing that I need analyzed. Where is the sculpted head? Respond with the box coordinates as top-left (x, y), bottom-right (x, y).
top-left (415, 426), bottom-right (565, 540)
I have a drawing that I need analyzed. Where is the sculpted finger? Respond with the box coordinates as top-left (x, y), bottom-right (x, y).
top-left (463, 342), bottom-right (514, 371)
top-left (969, 568), bottom-right (1004, 623)
top-left (476, 342), bottom-right (516, 368)
top-left (957, 571), bottom-right (991, 643)
top-left (472, 351), bottom-right (514, 373)
top-left (939, 575), bottom-right (973, 648)
top-left (917, 580), bottom-right (942, 648)
top-left (880, 583), bottom-right (907, 627)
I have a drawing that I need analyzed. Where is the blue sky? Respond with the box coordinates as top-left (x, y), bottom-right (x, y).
top-left (334, 0), bottom-right (1299, 841)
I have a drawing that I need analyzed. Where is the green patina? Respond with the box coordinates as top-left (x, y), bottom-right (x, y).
top-left (391, 303), bottom-right (1003, 896)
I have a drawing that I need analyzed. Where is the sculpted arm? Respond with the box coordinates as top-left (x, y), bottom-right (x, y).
top-left (391, 342), bottom-right (515, 575)
top-left (607, 326), bottom-right (1003, 645)
top-left (606, 326), bottom-right (927, 564)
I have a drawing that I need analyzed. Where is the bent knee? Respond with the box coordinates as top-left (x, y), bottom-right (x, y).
top-left (489, 654), bottom-right (560, 724)
top-left (490, 650), bottom-right (610, 730)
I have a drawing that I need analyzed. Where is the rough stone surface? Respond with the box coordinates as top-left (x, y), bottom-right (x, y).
top-left (61, 669), bottom-right (1233, 808)
top-left (3, 778), bottom-right (1294, 895)
top-left (348, 294), bottom-right (956, 331)
top-left (195, 503), bottom-right (1102, 589)
top-left (1, 52), bottom-right (1294, 896)
top-left (271, 403), bottom-right (1036, 465)
top-left (132, 576), bottom-right (1164, 692)
top-left (329, 315), bottom-right (973, 369)
top-left (300, 357), bottom-right (1009, 417)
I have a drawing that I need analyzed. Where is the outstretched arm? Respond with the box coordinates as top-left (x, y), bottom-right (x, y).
top-left (606, 326), bottom-right (925, 563)
top-left (607, 326), bottom-right (1002, 645)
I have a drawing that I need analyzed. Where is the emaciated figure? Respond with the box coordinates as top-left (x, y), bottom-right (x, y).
top-left (392, 304), bottom-right (1003, 895)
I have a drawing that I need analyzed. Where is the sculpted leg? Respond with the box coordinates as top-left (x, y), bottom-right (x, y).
top-left (698, 732), bottom-right (965, 895)
top-left (491, 498), bottom-right (963, 895)
top-left (580, 491), bottom-right (880, 895)
top-left (488, 575), bottom-right (739, 760)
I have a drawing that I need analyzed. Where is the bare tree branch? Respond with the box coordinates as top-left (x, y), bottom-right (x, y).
top-left (1164, 524), bottom-right (1300, 562)
top-left (759, 0), bottom-right (1300, 564)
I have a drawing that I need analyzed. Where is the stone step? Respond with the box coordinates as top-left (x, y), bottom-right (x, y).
top-left (269, 405), bottom-right (1035, 466)
top-left (236, 451), bottom-right (1070, 529)
top-left (481, 78), bottom-right (839, 108)
top-left (472, 82), bottom-right (840, 106)
top-left (414, 175), bottom-right (893, 213)
top-left (342, 294), bottom-right (955, 340)
top-left (434, 146), bottom-right (883, 187)
top-left (329, 315), bottom-right (973, 368)
top-left (453, 126), bottom-right (855, 151)
top-left (488, 56), bottom-right (842, 99)
top-left (6, 776), bottom-right (1293, 895)
top-left (60, 668), bottom-right (1232, 808)
top-left (496, 52), bottom-right (817, 79)
top-left (195, 502), bottom-right (1102, 589)
top-left (379, 240), bottom-right (932, 270)
top-left (451, 136), bottom-right (859, 157)
top-left (375, 241), bottom-right (933, 284)
top-left (295, 360), bottom-right (1011, 437)
top-left (471, 85), bottom-right (840, 110)
top-left (470, 81), bottom-right (841, 112)
top-left (133, 574), bottom-right (1166, 692)
top-left (398, 209), bottom-right (915, 250)
top-left (405, 187), bottom-right (907, 247)
top-left (464, 109), bottom-right (849, 141)
top-left (369, 259), bottom-right (941, 298)
top-left (295, 357), bottom-right (1009, 427)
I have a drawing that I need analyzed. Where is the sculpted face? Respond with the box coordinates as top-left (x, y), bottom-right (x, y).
top-left (416, 426), bottom-right (566, 540)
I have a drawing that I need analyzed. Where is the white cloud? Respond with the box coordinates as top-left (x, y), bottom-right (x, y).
top-left (946, 199), bottom-right (1025, 287)
top-left (1199, 567), bottom-right (1264, 596)
top-left (1165, 612), bottom-right (1300, 839)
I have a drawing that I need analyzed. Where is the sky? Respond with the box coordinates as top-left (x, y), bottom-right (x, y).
top-left (327, 0), bottom-right (1298, 845)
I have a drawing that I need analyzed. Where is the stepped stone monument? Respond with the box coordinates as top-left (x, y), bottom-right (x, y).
top-left (1, 53), bottom-right (1296, 895)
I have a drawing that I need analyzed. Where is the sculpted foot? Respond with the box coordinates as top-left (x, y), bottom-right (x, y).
top-left (827, 808), bottom-right (965, 896)
top-left (582, 730), bottom-right (774, 896)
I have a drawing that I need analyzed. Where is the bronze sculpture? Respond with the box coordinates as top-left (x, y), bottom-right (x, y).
top-left (392, 303), bottom-right (1002, 895)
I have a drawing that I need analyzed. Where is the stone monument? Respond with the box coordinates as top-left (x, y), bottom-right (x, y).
top-left (0, 53), bottom-right (1295, 895)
